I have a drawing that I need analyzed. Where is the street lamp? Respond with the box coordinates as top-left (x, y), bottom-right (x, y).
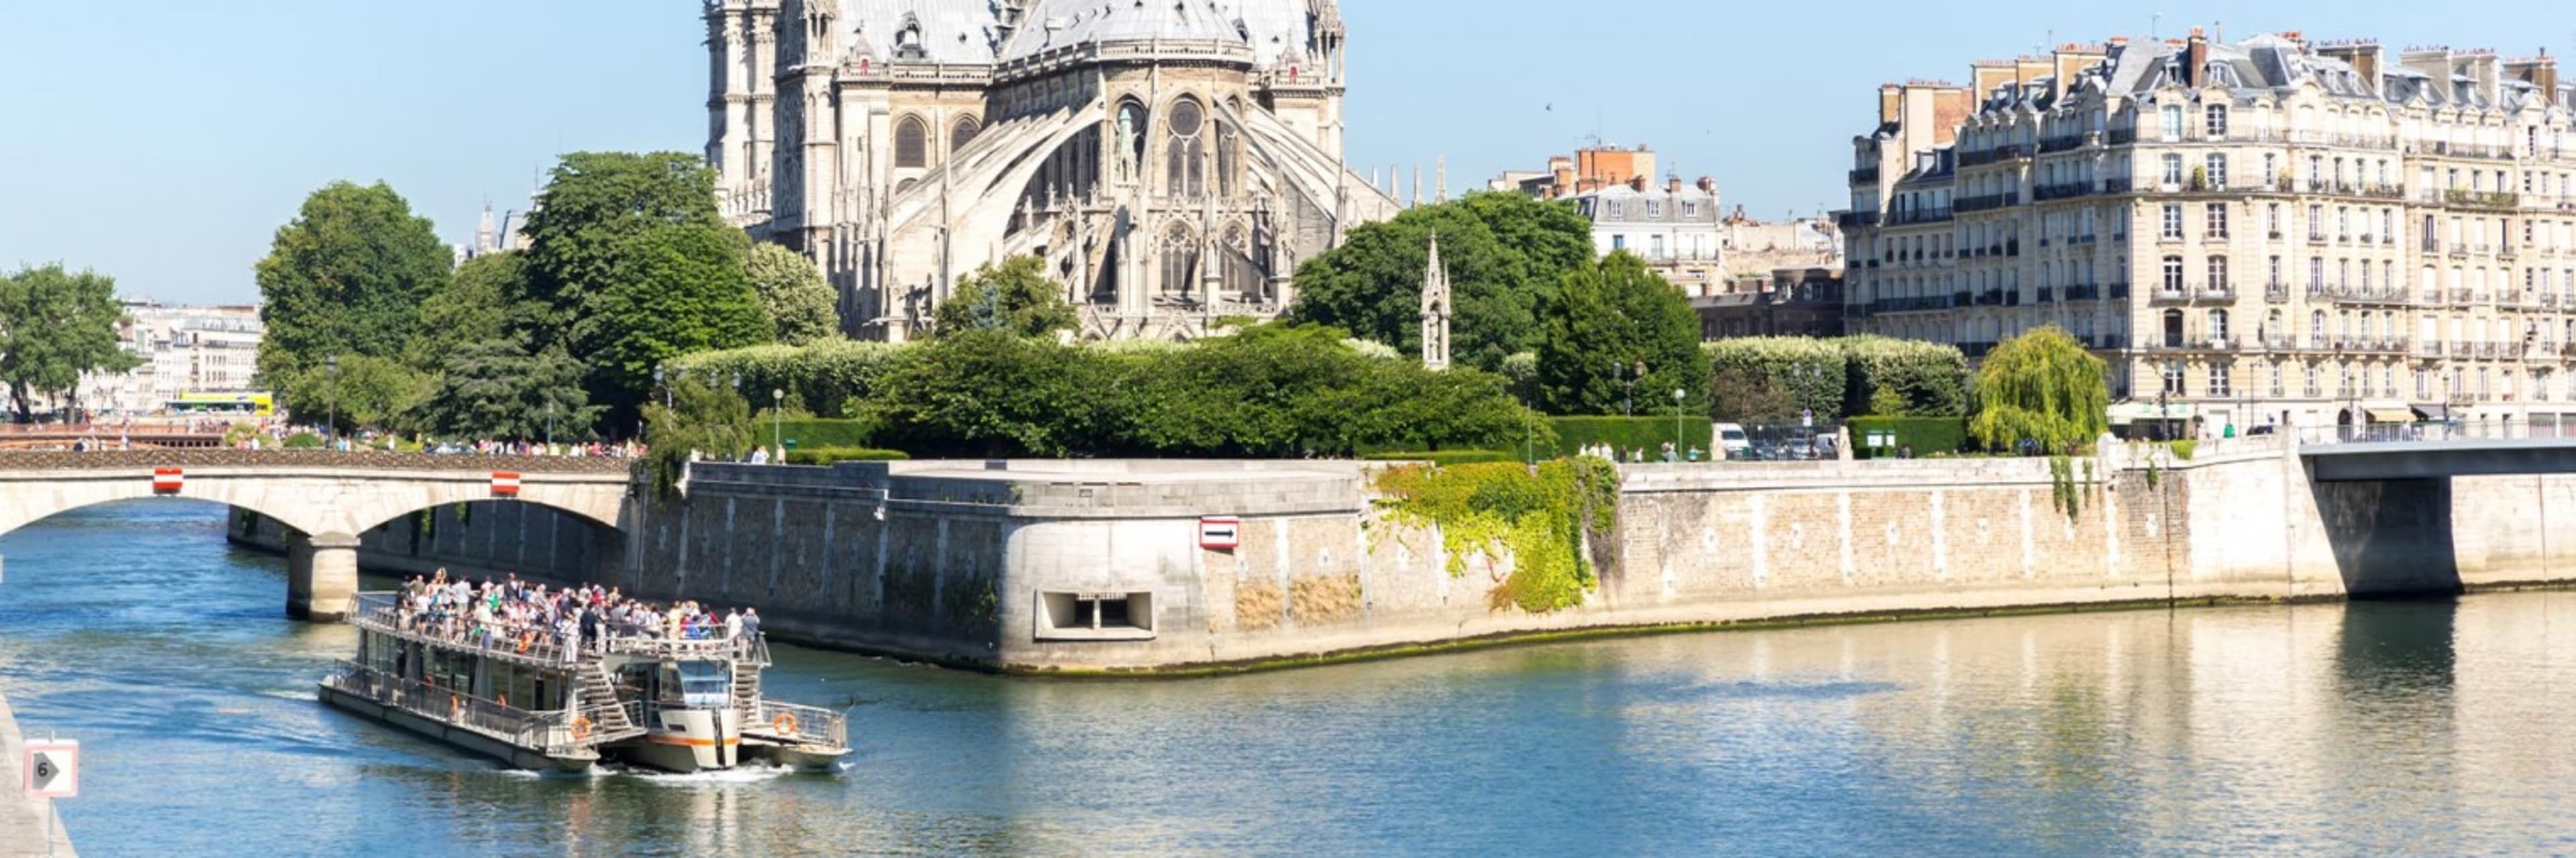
top-left (1613, 360), bottom-right (1646, 417)
top-left (546, 400), bottom-right (557, 451)
top-left (771, 388), bottom-right (785, 462)
top-left (1672, 388), bottom-right (1687, 462)
top-left (325, 354), bottom-right (339, 444)
top-left (655, 364), bottom-right (669, 411)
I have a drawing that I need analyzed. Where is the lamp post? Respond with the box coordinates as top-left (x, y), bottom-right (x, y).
top-left (1613, 360), bottom-right (1646, 417)
top-left (655, 364), bottom-right (669, 411)
top-left (1673, 388), bottom-right (1687, 462)
top-left (325, 354), bottom-right (339, 444)
top-left (771, 388), bottom-right (785, 462)
top-left (546, 400), bottom-right (557, 451)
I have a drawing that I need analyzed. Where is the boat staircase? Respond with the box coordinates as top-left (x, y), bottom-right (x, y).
top-left (575, 661), bottom-right (647, 744)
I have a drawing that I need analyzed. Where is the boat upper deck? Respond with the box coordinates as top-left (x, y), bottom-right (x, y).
top-left (353, 592), bottom-right (773, 672)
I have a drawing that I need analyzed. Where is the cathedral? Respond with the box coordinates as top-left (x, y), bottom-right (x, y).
top-left (703, 0), bottom-right (1403, 341)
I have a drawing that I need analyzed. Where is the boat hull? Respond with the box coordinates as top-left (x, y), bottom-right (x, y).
top-left (317, 684), bottom-right (596, 772)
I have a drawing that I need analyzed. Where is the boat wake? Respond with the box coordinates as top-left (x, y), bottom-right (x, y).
top-left (621, 762), bottom-right (802, 785)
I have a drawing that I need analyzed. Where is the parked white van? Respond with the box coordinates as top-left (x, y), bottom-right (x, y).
top-left (1714, 423), bottom-right (1751, 459)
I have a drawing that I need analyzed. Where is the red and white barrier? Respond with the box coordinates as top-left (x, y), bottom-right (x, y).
top-left (152, 467), bottom-right (183, 494)
top-left (491, 472), bottom-right (522, 498)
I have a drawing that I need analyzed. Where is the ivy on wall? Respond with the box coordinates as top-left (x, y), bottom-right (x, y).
top-left (1371, 458), bottom-right (1621, 614)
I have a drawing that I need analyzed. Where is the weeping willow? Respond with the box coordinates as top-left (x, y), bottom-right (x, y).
top-left (1968, 325), bottom-right (2109, 454)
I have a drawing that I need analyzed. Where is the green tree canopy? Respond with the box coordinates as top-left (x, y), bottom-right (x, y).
top-left (641, 375), bottom-right (756, 496)
top-left (863, 329), bottom-right (1122, 458)
top-left (743, 242), bottom-right (840, 345)
top-left (518, 152), bottom-right (769, 425)
top-left (253, 180), bottom-right (449, 423)
top-left (278, 354), bottom-right (428, 435)
top-left (1289, 191), bottom-right (1593, 371)
top-left (0, 264), bottom-right (142, 422)
top-left (407, 251), bottom-right (529, 372)
top-left (934, 255), bottom-right (1078, 339)
top-left (1536, 252), bottom-right (1711, 416)
top-left (1967, 326), bottom-right (2110, 453)
top-left (409, 341), bottom-right (602, 443)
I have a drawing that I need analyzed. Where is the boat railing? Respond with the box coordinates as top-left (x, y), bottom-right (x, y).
top-left (743, 698), bottom-right (848, 748)
top-left (355, 592), bottom-right (765, 667)
top-left (323, 660), bottom-right (633, 755)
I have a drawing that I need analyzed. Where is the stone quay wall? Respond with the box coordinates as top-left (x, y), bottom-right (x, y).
top-left (229, 442), bottom-right (2576, 673)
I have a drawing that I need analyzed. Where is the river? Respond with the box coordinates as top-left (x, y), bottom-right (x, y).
top-left (5, 501), bottom-right (2576, 856)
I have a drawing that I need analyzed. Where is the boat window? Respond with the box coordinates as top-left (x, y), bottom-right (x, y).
top-left (678, 661), bottom-right (730, 708)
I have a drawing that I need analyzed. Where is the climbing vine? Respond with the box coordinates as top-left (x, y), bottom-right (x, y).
top-left (1371, 458), bottom-right (1621, 614)
top-left (2048, 456), bottom-right (2081, 522)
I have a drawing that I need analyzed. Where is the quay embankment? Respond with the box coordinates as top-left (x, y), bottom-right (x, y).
top-left (0, 689), bottom-right (76, 857)
top-left (229, 437), bottom-right (2576, 674)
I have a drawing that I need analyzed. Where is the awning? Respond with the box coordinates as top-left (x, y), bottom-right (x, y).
top-left (2361, 400), bottom-right (2420, 423)
top-left (2108, 401), bottom-right (2196, 425)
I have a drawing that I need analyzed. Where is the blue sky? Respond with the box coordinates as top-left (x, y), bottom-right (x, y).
top-left (2, 1), bottom-right (2565, 304)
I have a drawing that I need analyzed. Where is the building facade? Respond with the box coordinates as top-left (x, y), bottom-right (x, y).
top-left (705, 0), bottom-right (1399, 343)
top-left (85, 301), bottom-right (266, 417)
top-left (1843, 32), bottom-right (2576, 434)
top-left (1695, 267), bottom-right (1847, 341)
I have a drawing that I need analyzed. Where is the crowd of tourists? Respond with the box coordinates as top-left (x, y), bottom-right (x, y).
top-left (385, 570), bottom-right (761, 663)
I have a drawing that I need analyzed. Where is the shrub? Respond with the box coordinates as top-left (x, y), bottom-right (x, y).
top-left (282, 432), bottom-right (325, 449)
top-left (674, 339), bottom-right (905, 419)
top-left (1845, 417), bottom-right (1970, 458)
top-left (1839, 335), bottom-right (1970, 417)
top-left (1548, 416), bottom-right (1711, 459)
top-left (1360, 450), bottom-right (1520, 466)
top-left (784, 447), bottom-right (911, 466)
top-left (1705, 337), bottom-right (1847, 422)
top-left (2167, 440), bottom-right (2197, 461)
top-left (773, 419), bottom-right (872, 450)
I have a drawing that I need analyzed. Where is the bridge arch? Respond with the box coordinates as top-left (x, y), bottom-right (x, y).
top-left (0, 453), bottom-right (633, 621)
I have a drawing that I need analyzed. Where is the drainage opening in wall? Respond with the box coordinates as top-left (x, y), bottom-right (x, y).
top-left (1036, 591), bottom-right (1157, 641)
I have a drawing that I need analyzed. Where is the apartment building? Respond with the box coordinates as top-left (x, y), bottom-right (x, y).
top-left (1841, 31), bottom-right (2576, 435)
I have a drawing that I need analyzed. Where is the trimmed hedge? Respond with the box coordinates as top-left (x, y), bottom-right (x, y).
top-left (783, 447), bottom-right (912, 466)
top-left (1705, 337), bottom-right (1847, 422)
top-left (1847, 417), bottom-right (1969, 458)
top-left (1548, 416), bottom-right (1711, 459)
top-left (773, 419), bottom-right (872, 450)
top-left (1360, 450), bottom-right (1521, 466)
top-left (1839, 335), bottom-right (1970, 417)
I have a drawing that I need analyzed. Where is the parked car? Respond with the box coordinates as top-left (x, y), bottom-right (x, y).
top-left (1715, 423), bottom-right (1752, 459)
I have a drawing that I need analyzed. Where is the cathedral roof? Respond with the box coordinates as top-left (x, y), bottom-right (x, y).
top-left (838, 0), bottom-right (1002, 65)
top-left (998, 0), bottom-right (1315, 67)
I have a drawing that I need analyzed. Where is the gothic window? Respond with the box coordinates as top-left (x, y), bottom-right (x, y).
top-left (1166, 97), bottom-right (1205, 196)
top-left (951, 117), bottom-right (981, 156)
top-left (894, 116), bottom-right (928, 168)
top-left (1161, 225), bottom-right (1199, 299)
top-left (1222, 224), bottom-right (1260, 301)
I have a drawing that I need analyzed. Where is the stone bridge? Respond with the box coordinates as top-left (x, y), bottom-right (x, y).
top-left (0, 451), bottom-right (635, 621)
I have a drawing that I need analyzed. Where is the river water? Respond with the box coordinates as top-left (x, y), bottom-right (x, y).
top-left (7, 502), bottom-right (2576, 856)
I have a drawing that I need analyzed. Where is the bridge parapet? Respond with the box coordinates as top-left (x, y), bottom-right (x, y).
top-left (0, 450), bottom-right (636, 475)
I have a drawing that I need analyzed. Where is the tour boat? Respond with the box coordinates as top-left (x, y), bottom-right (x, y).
top-left (317, 592), bottom-right (851, 772)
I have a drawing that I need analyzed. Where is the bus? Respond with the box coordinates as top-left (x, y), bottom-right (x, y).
top-left (167, 392), bottom-right (274, 417)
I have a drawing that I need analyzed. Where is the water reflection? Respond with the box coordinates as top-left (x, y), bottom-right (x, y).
top-left (11, 504), bottom-right (2576, 855)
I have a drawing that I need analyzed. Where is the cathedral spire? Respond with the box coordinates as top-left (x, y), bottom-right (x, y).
top-left (1421, 231), bottom-right (1451, 372)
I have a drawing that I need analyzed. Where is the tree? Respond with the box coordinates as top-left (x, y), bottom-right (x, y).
top-left (409, 341), bottom-right (602, 443)
top-left (0, 264), bottom-right (141, 422)
top-left (1967, 326), bottom-right (2110, 454)
top-left (863, 329), bottom-right (1122, 458)
top-left (934, 255), bottom-right (1077, 338)
top-left (1536, 252), bottom-right (1711, 416)
top-left (641, 376), bottom-right (756, 496)
top-left (518, 152), bottom-right (769, 424)
top-left (743, 242), bottom-right (840, 345)
top-left (568, 224), bottom-right (769, 417)
top-left (1289, 191), bottom-right (1593, 371)
top-left (407, 252), bottom-right (529, 373)
top-left (279, 354), bottom-right (427, 435)
top-left (254, 181), bottom-right (450, 422)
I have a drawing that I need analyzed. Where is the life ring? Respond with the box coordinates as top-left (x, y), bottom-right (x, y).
top-left (773, 712), bottom-right (799, 735)
top-left (572, 716), bottom-right (594, 741)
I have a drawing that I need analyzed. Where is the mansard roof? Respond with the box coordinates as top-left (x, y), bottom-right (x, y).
top-left (998, 0), bottom-right (1315, 66)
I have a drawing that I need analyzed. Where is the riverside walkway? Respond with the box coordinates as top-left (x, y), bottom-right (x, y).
top-left (0, 690), bottom-right (74, 856)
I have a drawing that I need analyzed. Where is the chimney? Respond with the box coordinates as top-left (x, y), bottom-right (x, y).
top-left (1629, 174), bottom-right (1648, 192)
top-left (2053, 43), bottom-right (2108, 95)
top-left (1970, 60), bottom-right (2015, 97)
top-left (1667, 176), bottom-right (1683, 193)
top-left (2185, 28), bottom-right (2209, 88)
top-left (2317, 40), bottom-right (2385, 97)
top-left (2013, 55), bottom-right (2051, 91)
top-left (1696, 176), bottom-right (1716, 193)
top-left (1878, 84), bottom-right (1902, 125)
